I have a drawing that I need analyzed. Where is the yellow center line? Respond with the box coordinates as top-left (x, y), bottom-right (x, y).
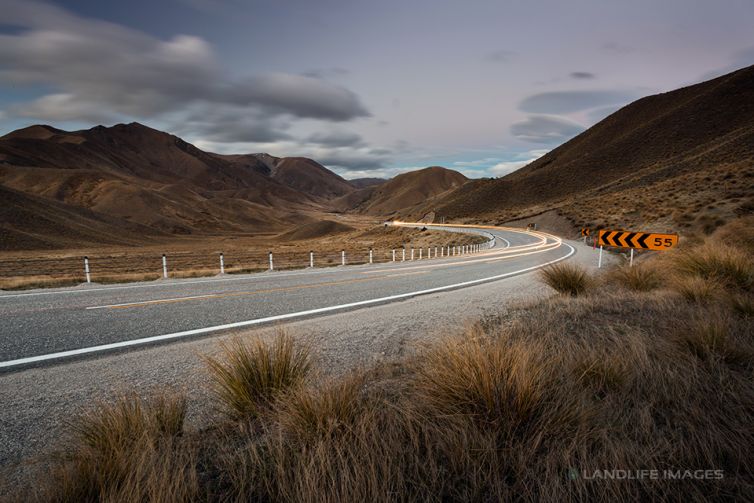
top-left (99, 271), bottom-right (428, 310)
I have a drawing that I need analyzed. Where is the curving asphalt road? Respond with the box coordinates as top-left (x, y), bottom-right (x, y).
top-left (0, 223), bottom-right (574, 370)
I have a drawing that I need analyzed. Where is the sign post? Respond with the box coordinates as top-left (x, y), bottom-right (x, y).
top-left (597, 229), bottom-right (678, 268)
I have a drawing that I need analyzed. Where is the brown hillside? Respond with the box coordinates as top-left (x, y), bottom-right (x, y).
top-left (277, 220), bottom-right (355, 241)
top-left (271, 157), bottom-right (355, 199)
top-left (0, 123), bottom-right (358, 249)
top-left (435, 64), bottom-right (754, 234)
top-left (356, 167), bottom-right (468, 216)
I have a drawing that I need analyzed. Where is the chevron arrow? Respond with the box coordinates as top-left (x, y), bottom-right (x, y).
top-left (636, 233), bottom-right (649, 248)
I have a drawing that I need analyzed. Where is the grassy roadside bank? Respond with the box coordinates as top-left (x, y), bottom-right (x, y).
top-left (5, 219), bottom-right (753, 502)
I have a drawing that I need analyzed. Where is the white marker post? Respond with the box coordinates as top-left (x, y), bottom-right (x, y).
top-left (392, 249), bottom-right (396, 262)
top-left (435, 246), bottom-right (438, 258)
top-left (411, 248), bottom-right (414, 261)
top-left (419, 248), bottom-right (423, 260)
top-left (630, 248), bottom-right (634, 267)
top-left (162, 254), bottom-right (168, 279)
top-left (441, 247), bottom-right (444, 257)
top-left (220, 253), bottom-right (225, 274)
top-left (310, 251), bottom-right (314, 268)
top-left (402, 248), bottom-right (406, 261)
top-left (269, 251), bottom-right (274, 271)
top-left (598, 246), bottom-right (603, 269)
top-left (341, 250), bottom-right (346, 266)
top-left (369, 248), bottom-right (373, 264)
top-left (84, 257), bottom-right (91, 283)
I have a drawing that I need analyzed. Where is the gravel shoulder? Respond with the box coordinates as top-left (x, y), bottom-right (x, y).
top-left (0, 239), bottom-right (612, 486)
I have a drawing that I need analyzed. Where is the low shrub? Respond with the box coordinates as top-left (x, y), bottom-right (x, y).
top-left (539, 262), bottom-right (593, 296)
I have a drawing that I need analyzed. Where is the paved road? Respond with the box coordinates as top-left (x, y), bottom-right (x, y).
top-left (0, 224), bottom-right (574, 370)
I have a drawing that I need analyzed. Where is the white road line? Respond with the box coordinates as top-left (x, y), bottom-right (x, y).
top-left (85, 294), bottom-right (219, 310)
top-left (0, 243), bottom-right (574, 370)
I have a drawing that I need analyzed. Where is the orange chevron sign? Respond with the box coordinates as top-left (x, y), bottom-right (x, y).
top-left (581, 227), bottom-right (591, 237)
top-left (598, 230), bottom-right (678, 250)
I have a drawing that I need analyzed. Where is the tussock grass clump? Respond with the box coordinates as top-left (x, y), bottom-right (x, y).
top-left (675, 312), bottom-right (754, 366)
top-left (274, 373), bottom-right (370, 439)
top-left (671, 243), bottom-right (754, 292)
top-left (414, 332), bottom-right (552, 431)
top-left (607, 263), bottom-right (663, 291)
top-left (539, 262), bottom-right (592, 296)
top-left (43, 392), bottom-right (197, 503)
top-left (672, 275), bottom-right (725, 303)
top-left (204, 332), bottom-right (311, 420)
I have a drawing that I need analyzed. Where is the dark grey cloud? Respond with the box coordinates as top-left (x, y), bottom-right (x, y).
top-left (227, 74), bottom-right (369, 121)
top-left (316, 151), bottom-right (390, 171)
top-left (176, 107), bottom-right (293, 143)
top-left (0, 0), bottom-right (369, 125)
top-left (518, 90), bottom-right (640, 114)
top-left (510, 115), bottom-right (584, 144)
top-left (570, 71), bottom-right (596, 80)
top-left (303, 67), bottom-right (349, 79)
top-left (486, 50), bottom-right (516, 63)
top-left (306, 130), bottom-right (364, 147)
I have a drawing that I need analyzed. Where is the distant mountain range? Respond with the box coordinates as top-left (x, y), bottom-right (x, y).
top-left (0, 123), bottom-right (466, 250)
top-left (2, 64), bottom-right (752, 250)
top-left (431, 64), bottom-right (754, 234)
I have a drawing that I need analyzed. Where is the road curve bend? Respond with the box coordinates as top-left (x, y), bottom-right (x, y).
top-left (0, 223), bottom-right (574, 370)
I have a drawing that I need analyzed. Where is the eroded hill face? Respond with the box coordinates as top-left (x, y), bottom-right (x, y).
top-left (434, 64), bottom-right (754, 235)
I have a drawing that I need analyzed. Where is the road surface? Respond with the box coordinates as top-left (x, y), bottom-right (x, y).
top-left (0, 224), bottom-right (574, 370)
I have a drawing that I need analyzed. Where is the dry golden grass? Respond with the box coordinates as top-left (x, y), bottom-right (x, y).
top-left (203, 332), bottom-right (312, 421)
top-left (0, 275), bottom-right (81, 290)
top-left (28, 392), bottom-right (197, 503)
top-left (606, 262), bottom-right (663, 291)
top-left (539, 262), bottom-right (593, 296)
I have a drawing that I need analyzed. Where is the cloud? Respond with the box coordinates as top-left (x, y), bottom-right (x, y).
top-left (0, 0), bottom-right (369, 127)
top-left (570, 71), bottom-right (595, 80)
top-left (306, 130), bottom-right (365, 147)
top-left (486, 50), bottom-right (516, 63)
top-left (174, 106), bottom-right (293, 143)
top-left (510, 115), bottom-right (584, 144)
top-left (518, 90), bottom-right (639, 114)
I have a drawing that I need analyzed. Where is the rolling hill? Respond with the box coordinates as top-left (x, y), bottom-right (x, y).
top-left (342, 167), bottom-right (468, 217)
top-left (433, 64), bottom-right (754, 235)
top-left (0, 123), bottom-right (360, 249)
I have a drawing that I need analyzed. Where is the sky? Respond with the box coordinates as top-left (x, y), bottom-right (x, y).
top-left (0, 0), bottom-right (752, 179)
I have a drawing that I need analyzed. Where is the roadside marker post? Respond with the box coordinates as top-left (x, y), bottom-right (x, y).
top-left (392, 249), bottom-right (396, 262)
top-left (419, 248), bottom-right (423, 260)
top-left (630, 248), bottom-right (634, 267)
top-left (310, 251), bottom-right (314, 268)
top-left (402, 248), bottom-right (406, 261)
top-left (341, 250), bottom-right (346, 266)
top-left (441, 247), bottom-right (444, 257)
top-left (268, 251), bottom-right (273, 271)
top-left (435, 246), bottom-right (438, 258)
top-left (369, 248), bottom-right (373, 264)
top-left (219, 253), bottom-right (225, 274)
top-left (84, 257), bottom-right (91, 283)
top-left (598, 246), bottom-right (603, 268)
top-left (411, 248), bottom-right (414, 260)
top-left (162, 254), bottom-right (168, 279)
